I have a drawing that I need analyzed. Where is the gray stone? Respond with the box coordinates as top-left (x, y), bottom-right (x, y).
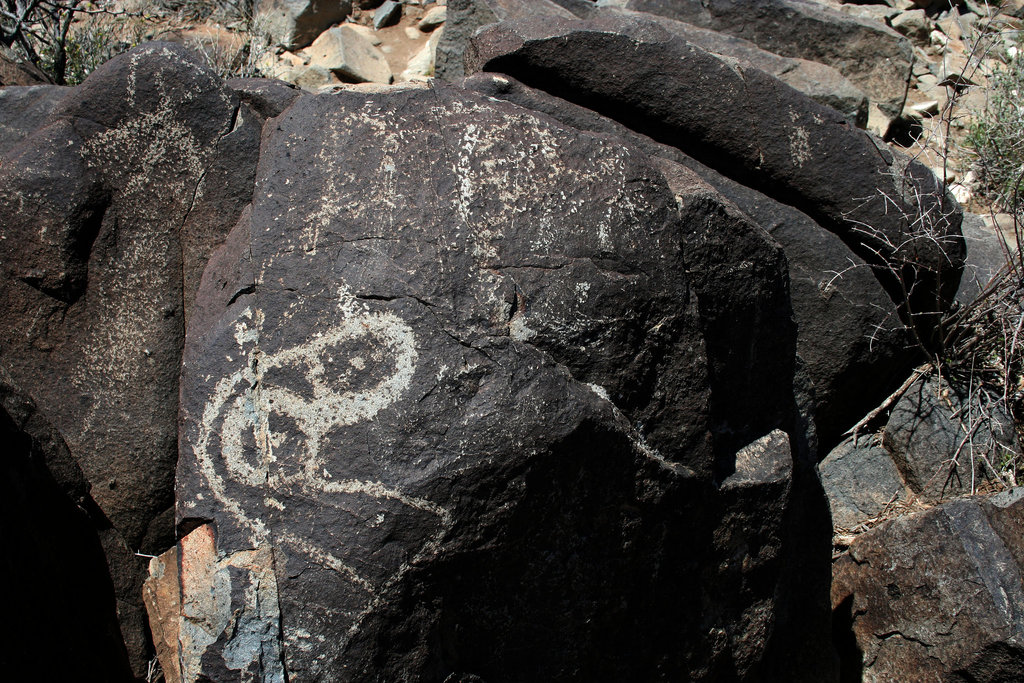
top-left (434, 0), bottom-right (574, 79)
top-left (617, 0), bottom-right (915, 120)
top-left (226, 77), bottom-right (304, 120)
top-left (418, 4), bottom-right (447, 30)
top-left (819, 439), bottom-right (909, 529)
top-left (258, 0), bottom-right (354, 50)
top-left (956, 211), bottom-right (1015, 306)
top-left (884, 375), bottom-right (1021, 502)
top-left (373, 0), bottom-right (403, 28)
top-left (304, 25), bottom-right (393, 83)
top-left (832, 491), bottom-right (1024, 681)
top-left (599, 7), bottom-right (869, 127)
top-left (891, 8), bottom-right (932, 43)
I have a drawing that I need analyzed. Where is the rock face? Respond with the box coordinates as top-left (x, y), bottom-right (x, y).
top-left (434, 0), bottom-right (574, 79)
top-left (599, 6), bottom-right (869, 127)
top-left (0, 382), bottom-right (135, 680)
top-left (832, 488), bottom-right (1024, 682)
top-left (259, 0), bottom-right (354, 50)
top-left (466, 14), bottom-right (964, 328)
top-left (884, 376), bottom-right (1021, 503)
top-left (305, 25), bottom-right (393, 84)
top-left (0, 85), bottom-right (68, 158)
top-left (0, 43), bottom-right (261, 673)
top-left (458, 67), bottom-right (916, 452)
top-left (616, 0), bottom-right (914, 120)
top-left (818, 439), bottom-right (909, 530)
top-left (174, 82), bottom-right (833, 681)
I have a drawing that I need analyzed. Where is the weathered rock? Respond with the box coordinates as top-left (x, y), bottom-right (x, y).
top-left (891, 8), bottom-right (933, 43)
top-left (434, 0), bottom-right (574, 79)
top-left (599, 6), bottom-right (869, 127)
top-left (956, 211), bottom-right (1013, 306)
top-left (175, 82), bottom-right (832, 681)
top-left (0, 42), bottom-right (262, 673)
top-left (460, 72), bottom-right (917, 452)
top-left (401, 26), bottom-right (444, 80)
top-left (0, 381), bottom-right (135, 680)
top-left (373, 0), bottom-right (403, 28)
top-left (0, 44), bottom-right (51, 86)
top-left (419, 4), bottom-right (448, 30)
top-left (615, 0), bottom-right (914, 120)
top-left (143, 547), bottom-right (183, 683)
top-left (650, 157), bottom-right (802, 466)
top-left (883, 375), bottom-right (1021, 502)
top-left (305, 25), bottom-right (393, 83)
top-left (0, 84), bottom-right (68, 160)
top-left (226, 77), bottom-right (304, 120)
top-left (832, 489), bottom-right (1024, 682)
top-left (466, 15), bottom-right (964, 329)
top-left (258, 0), bottom-right (354, 50)
top-left (819, 439), bottom-right (909, 529)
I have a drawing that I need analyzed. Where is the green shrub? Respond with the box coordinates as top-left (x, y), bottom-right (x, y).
top-left (967, 39), bottom-right (1024, 212)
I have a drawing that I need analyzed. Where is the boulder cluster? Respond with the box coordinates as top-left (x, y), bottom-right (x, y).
top-left (0, 0), bottom-right (1022, 681)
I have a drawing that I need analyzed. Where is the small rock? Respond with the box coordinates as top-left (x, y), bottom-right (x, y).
top-left (401, 26), bottom-right (443, 79)
top-left (819, 439), bottom-right (909, 530)
top-left (291, 64), bottom-right (341, 90)
top-left (832, 490), bottom-right (1024, 682)
top-left (345, 21), bottom-right (383, 45)
top-left (304, 25), bottom-right (393, 84)
top-left (883, 375), bottom-right (1021, 502)
top-left (419, 4), bottom-right (446, 30)
top-left (373, 0), bottom-right (402, 29)
top-left (404, 25), bottom-right (423, 39)
top-left (143, 548), bottom-right (182, 683)
top-left (891, 9), bottom-right (932, 43)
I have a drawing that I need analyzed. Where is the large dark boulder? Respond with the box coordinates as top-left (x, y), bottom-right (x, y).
top-left (466, 14), bottom-right (964, 329)
top-left (0, 42), bottom-right (262, 672)
top-left (461, 72), bottom-right (916, 453)
top-left (434, 0), bottom-right (575, 79)
top-left (0, 85), bottom-right (69, 159)
top-left (616, 0), bottom-right (914, 120)
top-left (832, 488), bottom-right (1024, 682)
top-left (0, 382), bottom-right (134, 681)
top-left (173, 82), bottom-right (833, 681)
top-left (598, 6), bottom-right (869, 127)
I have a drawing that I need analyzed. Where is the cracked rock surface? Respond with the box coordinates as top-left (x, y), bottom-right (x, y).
top-left (832, 488), bottom-right (1024, 682)
top-left (175, 81), bottom-right (832, 681)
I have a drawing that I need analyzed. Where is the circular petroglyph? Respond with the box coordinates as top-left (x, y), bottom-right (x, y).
top-left (193, 305), bottom-right (423, 543)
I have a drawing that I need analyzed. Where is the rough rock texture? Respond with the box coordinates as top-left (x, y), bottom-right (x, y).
top-left (143, 547), bottom-right (183, 683)
top-left (466, 14), bottom-right (964, 328)
top-left (616, 0), bottom-right (914, 120)
top-left (0, 43), bottom-right (261, 673)
top-left (0, 381), bottom-right (134, 680)
top-left (832, 488), bottom-right (1024, 682)
top-left (883, 375), bottom-right (1021, 503)
top-left (305, 25), bottom-right (393, 84)
top-left (0, 44), bottom-right (51, 86)
top-left (174, 82), bottom-right (833, 681)
top-left (460, 72), bottom-right (917, 453)
top-left (956, 212), bottom-right (1013, 306)
top-left (599, 6), bottom-right (869, 127)
top-left (650, 157), bottom-right (802, 465)
top-left (819, 439), bottom-right (909, 529)
top-left (258, 0), bottom-right (354, 50)
top-left (226, 77), bottom-right (304, 121)
top-left (0, 84), bottom-right (68, 159)
top-left (434, 0), bottom-right (574, 79)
